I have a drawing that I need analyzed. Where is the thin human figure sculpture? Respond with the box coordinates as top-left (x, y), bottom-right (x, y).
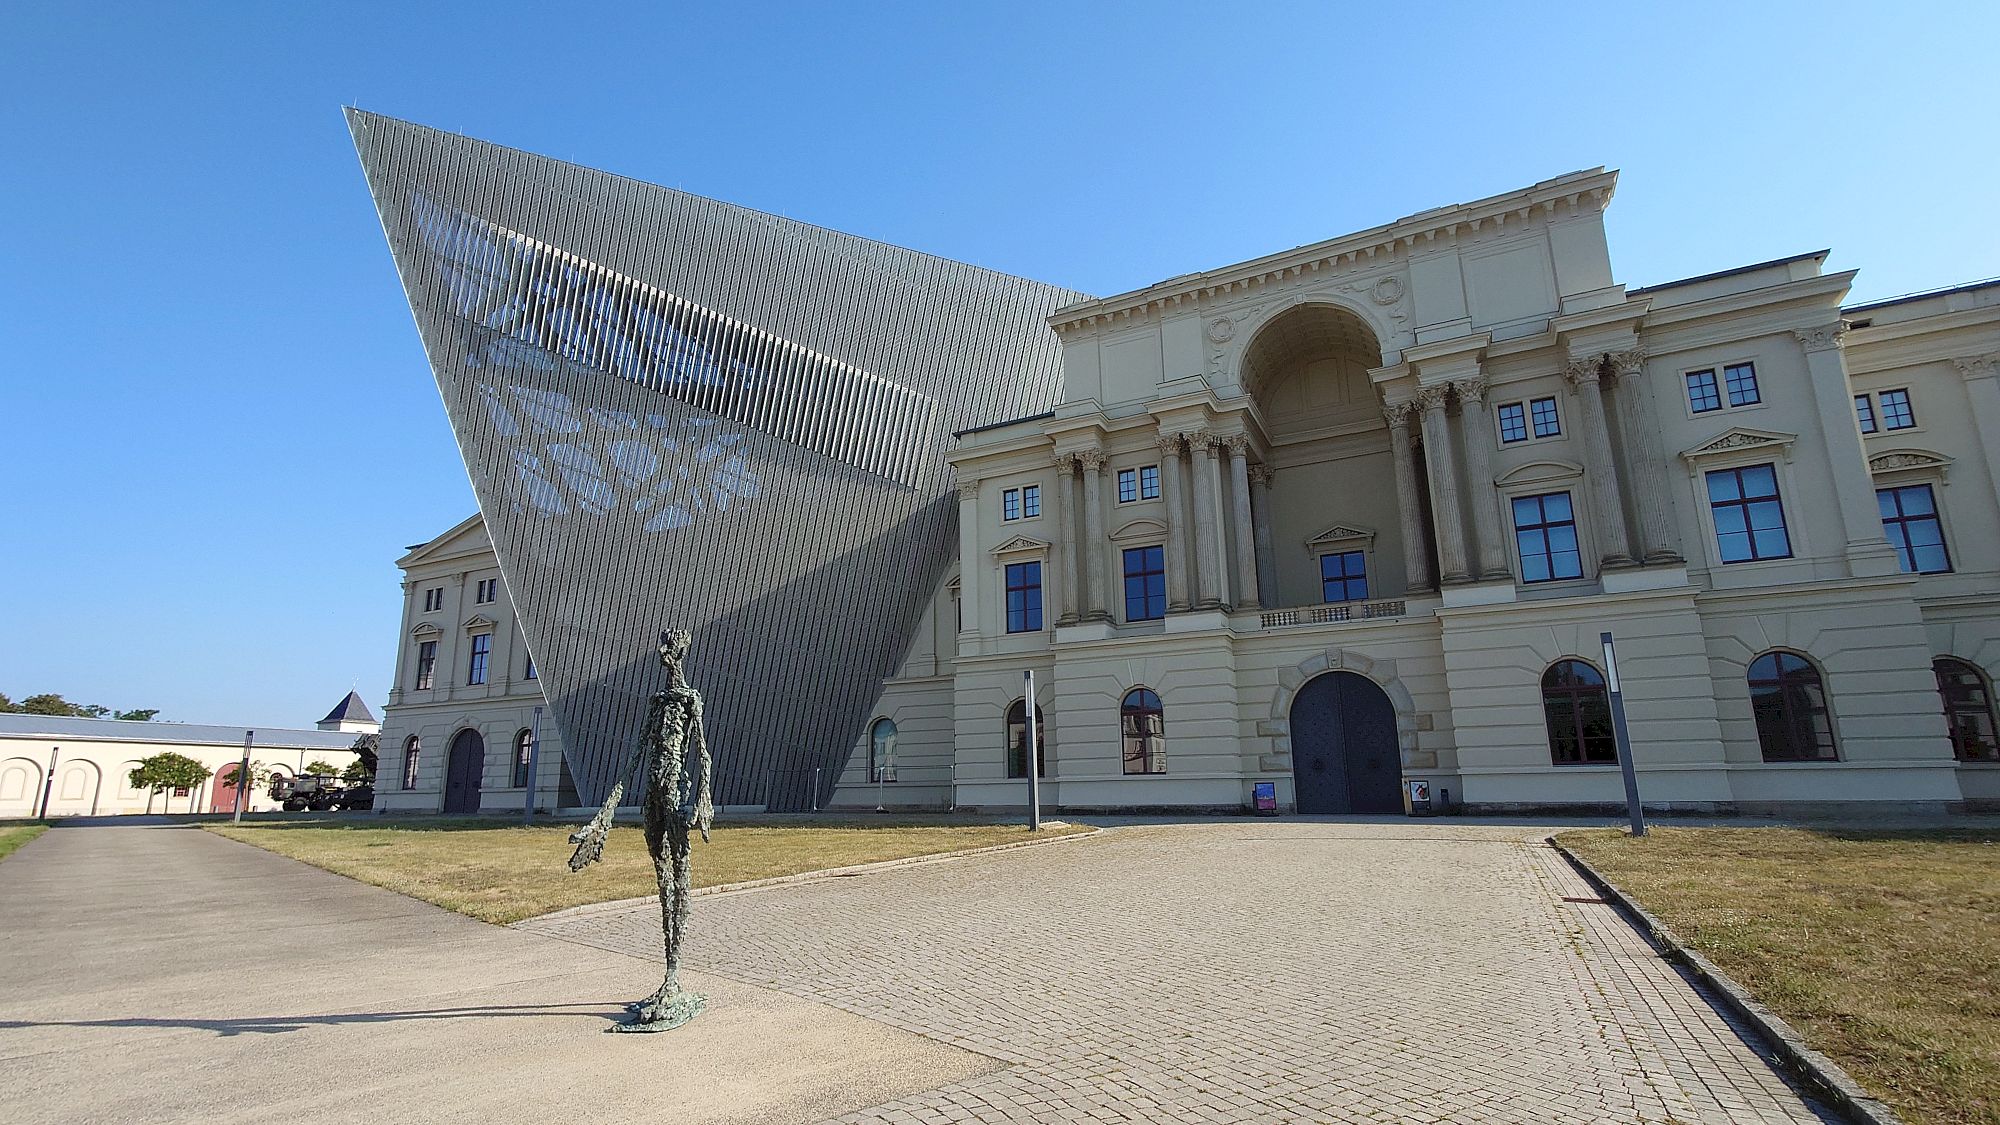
top-left (566, 627), bottom-right (715, 1032)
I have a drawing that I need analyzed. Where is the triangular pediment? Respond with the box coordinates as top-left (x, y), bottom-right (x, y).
top-left (1868, 447), bottom-right (1952, 476)
top-left (991, 534), bottom-right (1052, 557)
top-left (1304, 523), bottom-right (1376, 553)
top-left (397, 512), bottom-right (491, 568)
top-left (1680, 427), bottom-right (1797, 464)
top-left (462, 613), bottom-right (497, 632)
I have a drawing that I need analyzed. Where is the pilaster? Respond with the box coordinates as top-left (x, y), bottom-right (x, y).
top-left (1563, 355), bottom-right (1637, 569)
top-left (1079, 450), bottom-right (1113, 621)
top-left (1158, 434), bottom-right (1193, 613)
top-left (1796, 323), bottom-right (1899, 576)
top-left (1188, 433), bottom-right (1228, 609)
top-left (1052, 454), bottom-right (1080, 626)
top-left (1415, 385), bottom-right (1471, 584)
top-left (955, 475), bottom-right (981, 635)
top-left (1450, 377), bottom-right (1511, 580)
top-left (1383, 400), bottom-right (1433, 593)
top-left (1608, 348), bottom-right (1682, 564)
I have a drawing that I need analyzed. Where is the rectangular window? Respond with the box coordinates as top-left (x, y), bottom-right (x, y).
top-left (468, 633), bottom-right (491, 685)
top-left (1319, 550), bottom-right (1368, 603)
top-left (478, 578), bottom-right (499, 604)
top-left (415, 641), bottom-right (437, 691)
top-left (1706, 464), bottom-right (1792, 563)
top-left (1879, 388), bottom-right (1916, 430)
top-left (1497, 402), bottom-right (1528, 444)
top-left (422, 587), bottom-right (443, 612)
top-left (1139, 465), bottom-right (1160, 499)
top-left (1686, 369), bottom-right (1722, 413)
top-left (1878, 484), bottom-right (1951, 574)
top-left (1005, 562), bottom-right (1043, 633)
top-left (1854, 394), bottom-right (1877, 434)
top-left (1723, 362), bottom-right (1761, 407)
top-left (1530, 396), bottom-right (1561, 438)
top-left (1021, 484), bottom-right (1041, 518)
top-left (1117, 468), bottom-right (1138, 503)
top-left (1002, 488), bottom-right (1021, 521)
top-left (1121, 546), bottom-right (1166, 621)
top-left (1511, 492), bottom-right (1584, 582)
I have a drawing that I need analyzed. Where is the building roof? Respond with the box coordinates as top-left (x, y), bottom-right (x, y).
top-left (0, 714), bottom-right (360, 752)
top-left (318, 691), bottom-right (376, 726)
top-left (1626, 250), bottom-right (1830, 296)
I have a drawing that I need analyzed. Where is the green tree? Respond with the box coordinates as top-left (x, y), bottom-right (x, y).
top-left (340, 759), bottom-right (374, 784)
top-left (112, 708), bottom-right (160, 722)
top-left (301, 760), bottom-right (341, 778)
top-left (20, 693), bottom-right (95, 716)
top-left (216, 760), bottom-right (272, 797)
top-left (128, 752), bottom-right (212, 814)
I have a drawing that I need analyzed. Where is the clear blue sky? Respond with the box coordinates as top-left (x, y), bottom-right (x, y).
top-left (4, 2), bottom-right (1995, 729)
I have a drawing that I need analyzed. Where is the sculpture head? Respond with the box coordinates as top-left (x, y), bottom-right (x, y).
top-left (657, 628), bottom-right (693, 680)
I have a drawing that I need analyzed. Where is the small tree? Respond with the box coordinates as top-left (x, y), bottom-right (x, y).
top-left (128, 752), bottom-right (212, 814)
top-left (113, 708), bottom-right (161, 722)
top-left (301, 760), bottom-right (341, 778)
top-left (340, 759), bottom-right (374, 784)
top-left (216, 761), bottom-right (272, 808)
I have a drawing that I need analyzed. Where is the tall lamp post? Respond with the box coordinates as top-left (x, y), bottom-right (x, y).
top-left (232, 730), bottom-right (255, 823)
top-left (37, 747), bottom-right (59, 820)
top-left (1600, 631), bottom-right (1645, 837)
top-left (1023, 669), bottom-right (1042, 832)
top-left (522, 705), bottom-right (542, 824)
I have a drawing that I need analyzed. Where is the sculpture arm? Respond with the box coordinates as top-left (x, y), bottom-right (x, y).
top-left (690, 696), bottom-right (713, 843)
top-left (565, 697), bottom-right (661, 871)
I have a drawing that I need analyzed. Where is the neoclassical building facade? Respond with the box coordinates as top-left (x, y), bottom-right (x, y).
top-left (829, 169), bottom-right (2000, 815)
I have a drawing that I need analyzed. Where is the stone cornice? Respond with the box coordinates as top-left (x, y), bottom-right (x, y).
top-left (1049, 169), bottom-right (1617, 334)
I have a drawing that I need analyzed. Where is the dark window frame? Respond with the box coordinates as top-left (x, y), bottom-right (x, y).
top-left (1706, 463), bottom-right (1792, 563)
top-left (1120, 687), bottom-right (1165, 775)
top-left (870, 717), bottom-right (898, 782)
top-left (512, 728), bottom-right (533, 788)
top-left (1511, 491), bottom-right (1584, 582)
top-left (1117, 467), bottom-right (1138, 503)
top-left (1021, 484), bottom-right (1041, 518)
top-left (1529, 395), bottom-right (1561, 438)
top-left (1879, 387), bottom-right (1916, 430)
top-left (1004, 561), bottom-right (1043, 634)
top-left (1723, 362), bottom-right (1761, 407)
top-left (1934, 657), bottom-right (1999, 763)
top-left (1747, 651), bottom-right (1838, 762)
top-left (1138, 464), bottom-right (1160, 500)
top-left (401, 736), bottom-right (421, 790)
top-left (1686, 369), bottom-right (1722, 413)
top-left (1005, 699), bottom-right (1048, 778)
top-left (1878, 483), bottom-right (1951, 574)
top-left (1854, 394), bottom-right (1878, 434)
top-left (1318, 549), bottom-right (1368, 603)
top-left (1121, 545), bottom-right (1166, 621)
top-left (468, 632), bottom-right (491, 685)
top-left (1497, 402), bottom-right (1529, 444)
top-left (1541, 660), bottom-right (1618, 765)
top-left (414, 640), bottom-right (438, 691)
top-left (1002, 488), bottom-right (1021, 521)
top-left (523, 654), bottom-right (537, 680)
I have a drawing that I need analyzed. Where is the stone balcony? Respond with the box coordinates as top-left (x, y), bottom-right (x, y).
top-left (1257, 599), bottom-right (1408, 630)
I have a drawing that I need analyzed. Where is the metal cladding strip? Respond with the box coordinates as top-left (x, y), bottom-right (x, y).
top-left (348, 109), bottom-right (1086, 809)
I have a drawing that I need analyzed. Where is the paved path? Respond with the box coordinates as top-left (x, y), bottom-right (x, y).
top-left (523, 820), bottom-right (1838, 1125)
top-left (0, 822), bottom-right (992, 1124)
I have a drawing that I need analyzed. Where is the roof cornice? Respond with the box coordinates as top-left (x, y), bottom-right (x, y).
top-left (1050, 168), bottom-right (1617, 335)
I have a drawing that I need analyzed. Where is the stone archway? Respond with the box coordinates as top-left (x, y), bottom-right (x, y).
top-left (1262, 648), bottom-right (1430, 776)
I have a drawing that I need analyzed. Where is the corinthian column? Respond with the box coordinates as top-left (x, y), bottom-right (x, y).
top-left (1079, 450), bottom-right (1111, 621)
top-left (1383, 400), bottom-right (1433, 593)
top-left (1052, 453), bottom-right (1080, 625)
top-left (1158, 434), bottom-right (1193, 612)
top-left (1249, 464), bottom-right (1276, 608)
top-left (955, 474), bottom-right (980, 634)
top-left (1188, 433), bottom-right (1227, 609)
top-left (1416, 386), bottom-right (1471, 584)
top-left (1563, 357), bottom-right (1636, 569)
top-left (1225, 435), bottom-right (1260, 609)
top-left (1607, 350), bottom-right (1681, 564)
top-left (1450, 377), bottom-right (1511, 581)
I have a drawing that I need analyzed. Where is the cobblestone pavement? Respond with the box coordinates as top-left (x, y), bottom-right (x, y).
top-left (519, 821), bottom-right (1837, 1124)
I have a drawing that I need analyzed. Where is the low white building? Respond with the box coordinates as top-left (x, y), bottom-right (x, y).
top-left (0, 699), bottom-right (367, 817)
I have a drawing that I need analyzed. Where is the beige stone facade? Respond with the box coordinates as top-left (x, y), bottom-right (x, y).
top-left (376, 515), bottom-right (573, 813)
top-left (831, 169), bottom-right (2000, 815)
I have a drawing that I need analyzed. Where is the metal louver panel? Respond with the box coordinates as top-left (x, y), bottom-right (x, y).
top-left (347, 110), bottom-right (1086, 810)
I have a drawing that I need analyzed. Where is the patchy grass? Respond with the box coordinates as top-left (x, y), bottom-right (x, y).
top-left (0, 824), bottom-right (48, 863)
top-left (1559, 826), bottom-right (2000, 1125)
top-left (208, 815), bottom-right (1086, 924)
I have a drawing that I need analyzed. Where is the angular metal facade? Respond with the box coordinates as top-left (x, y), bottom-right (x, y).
top-left (348, 110), bottom-right (1085, 810)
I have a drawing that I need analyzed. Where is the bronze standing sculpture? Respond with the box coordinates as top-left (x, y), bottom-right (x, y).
top-left (566, 628), bottom-right (715, 1032)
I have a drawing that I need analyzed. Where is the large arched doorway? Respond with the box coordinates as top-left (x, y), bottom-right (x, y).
top-left (1289, 671), bottom-right (1401, 813)
top-left (443, 729), bottom-right (485, 814)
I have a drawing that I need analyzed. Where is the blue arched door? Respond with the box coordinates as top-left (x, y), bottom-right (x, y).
top-left (1289, 672), bottom-right (1401, 813)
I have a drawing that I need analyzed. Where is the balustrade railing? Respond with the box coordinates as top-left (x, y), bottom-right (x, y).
top-left (1258, 599), bottom-right (1406, 629)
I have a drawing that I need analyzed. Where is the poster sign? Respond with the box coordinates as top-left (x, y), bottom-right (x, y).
top-left (1406, 778), bottom-right (1432, 816)
top-left (1252, 781), bottom-right (1277, 814)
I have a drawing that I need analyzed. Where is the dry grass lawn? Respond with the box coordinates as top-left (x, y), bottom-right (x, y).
top-left (0, 824), bottom-right (48, 862)
top-left (1559, 826), bottom-right (1999, 1125)
top-left (209, 815), bottom-right (1085, 924)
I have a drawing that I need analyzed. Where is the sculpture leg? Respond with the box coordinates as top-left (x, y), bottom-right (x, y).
top-left (613, 814), bottom-right (705, 1032)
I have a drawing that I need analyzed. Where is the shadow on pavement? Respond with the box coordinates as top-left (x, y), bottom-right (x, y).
top-left (0, 1002), bottom-right (630, 1036)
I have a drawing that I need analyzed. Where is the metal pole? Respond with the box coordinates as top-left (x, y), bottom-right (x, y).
top-left (523, 705), bottom-right (542, 824)
top-left (1600, 631), bottom-right (1645, 837)
top-left (232, 731), bottom-right (254, 823)
top-left (811, 767), bottom-right (820, 813)
top-left (1024, 670), bottom-right (1042, 831)
top-left (37, 747), bottom-right (58, 819)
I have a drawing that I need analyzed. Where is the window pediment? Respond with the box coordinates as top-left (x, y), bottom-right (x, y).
top-left (1868, 447), bottom-right (1952, 480)
top-left (1493, 459), bottom-right (1584, 489)
top-left (990, 534), bottom-right (1051, 558)
top-left (1304, 523), bottom-right (1375, 555)
top-left (1110, 517), bottom-right (1170, 544)
top-left (1679, 427), bottom-right (1796, 467)
top-left (462, 613), bottom-right (497, 632)
top-left (411, 622), bottom-right (442, 640)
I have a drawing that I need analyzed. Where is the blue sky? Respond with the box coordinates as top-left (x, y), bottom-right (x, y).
top-left (3, 2), bottom-right (1995, 729)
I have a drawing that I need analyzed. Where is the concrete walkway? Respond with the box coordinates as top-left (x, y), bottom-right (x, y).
top-left (0, 823), bottom-right (993, 1124)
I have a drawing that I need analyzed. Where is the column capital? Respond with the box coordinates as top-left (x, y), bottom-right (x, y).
top-left (1156, 432), bottom-right (1184, 457)
top-left (1223, 434), bottom-right (1252, 458)
top-left (1955, 352), bottom-right (2000, 380)
top-left (1608, 348), bottom-right (1647, 378)
top-left (1413, 383), bottom-right (1451, 413)
top-left (1449, 376), bottom-right (1488, 406)
top-left (1185, 431), bottom-right (1223, 455)
top-left (1794, 321), bottom-right (1850, 353)
top-left (954, 473), bottom-right (981, 500)
top-left (1382, 398), bottom-right (1416, 426)
top-left (1076, 449), bottom-right (1108, 472)
top-left (1052, 452), bottom-right (1079, 476)
top-left (1562, 355), bottom-right (1605, 387)
top-left (1247, 463), bottom-right (1273, 486)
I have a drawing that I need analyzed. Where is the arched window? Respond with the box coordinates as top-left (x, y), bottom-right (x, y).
top-left (870, 718), bottom-right (898, 782)
top-left (1935, 657), bottom-right (1999, 762)
top-left (512, 729), bottom-right (534, 788)
top-left (1748, 651), bottom-right (1837, 762)
top-left (401, 736), bottom-right (421, 790)
top-left (1541, 660), bottom-right (1616, 764)
top-left (1121, 688), bottom-right (1165, 774)
top-left (1006, 699), bottom-right (1048, 778)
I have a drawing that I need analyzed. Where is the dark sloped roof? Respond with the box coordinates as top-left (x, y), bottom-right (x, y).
top-left (318, 691), bottom-right (376, 725)
top-left (0, 714), bottom-right (360, 751)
